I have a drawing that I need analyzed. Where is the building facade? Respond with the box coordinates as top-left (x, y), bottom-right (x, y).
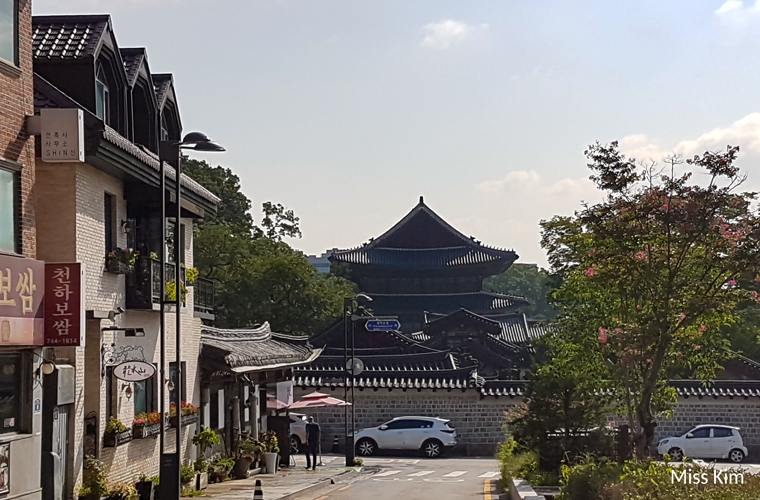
top-left (0, 2), bottom-right (45, 500)
top-left (29, 14), bottom-right (219, 499)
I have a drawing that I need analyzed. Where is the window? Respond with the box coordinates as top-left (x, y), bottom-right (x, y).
top-left (95, 63), bottom-right (110, 123)
top-left (712, 427), bottom-right (733, 438)
top-left (133, 377), bottom-right (155, 416)
top-left (104, 193), bottom-right (115, 253)
top-left (0, 353), bottom-right (23, 434)
top-left (0, 166), bottom-right (18, 253)
top-left (209, 390), bottom-right (219, 429)
top-left (689, 428), bottom-right (711, 438)
top-left (385, 419), bottom-right (415, 430)
top-left (161, 115), bottom-right (170, 142)
top-left (0, 0), bottom-right (17, 66)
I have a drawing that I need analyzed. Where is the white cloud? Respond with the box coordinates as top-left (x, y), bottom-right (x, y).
top-left (715, 0), bottom-right (746, 14)
top-left (421, 20), bottom-right (489, 50)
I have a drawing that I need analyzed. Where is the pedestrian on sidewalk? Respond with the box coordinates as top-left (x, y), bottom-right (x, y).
top-left (305, 416), bottom-right (321, 470)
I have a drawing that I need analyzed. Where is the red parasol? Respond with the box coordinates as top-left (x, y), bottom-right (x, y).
top-left (287, 391), bottom-right (351, 409)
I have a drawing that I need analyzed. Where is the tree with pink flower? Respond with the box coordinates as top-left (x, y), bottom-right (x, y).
top-left (541, 142), bottom-right (760, 459)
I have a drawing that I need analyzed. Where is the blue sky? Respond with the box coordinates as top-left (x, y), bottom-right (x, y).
top-left (33, 0), bottom-right (760, 267)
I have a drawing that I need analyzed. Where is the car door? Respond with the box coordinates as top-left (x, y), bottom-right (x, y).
top-left (401, 419), bottom-right (430, 449)
top-left (710, 427), bottom-right (734, 458)
top-left (684, 427), bottom-right (712, 457)
top-left (379, 420), bottom-right (408, 449)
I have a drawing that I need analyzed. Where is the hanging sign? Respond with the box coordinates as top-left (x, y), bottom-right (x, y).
top-left (44, 263), bottom-right (82, 346)
top-left (113, 360), bottom-right (156, 382)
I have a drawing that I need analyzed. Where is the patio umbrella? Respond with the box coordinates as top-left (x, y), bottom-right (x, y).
top-left (288, 392), bottom-right (351, 465)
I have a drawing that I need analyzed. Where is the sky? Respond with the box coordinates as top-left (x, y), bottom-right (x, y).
top-left (33, 0), bottom-right (760, 267)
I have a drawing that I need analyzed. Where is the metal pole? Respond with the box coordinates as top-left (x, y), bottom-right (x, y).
top-left (351, 318), bottom-right (355, 445)
top-left (174, 149), bottom-right (183, 495)
top-left (158, 110), bottom-right (166, 460)
top-left (343, 298), bottom-right (353, 466)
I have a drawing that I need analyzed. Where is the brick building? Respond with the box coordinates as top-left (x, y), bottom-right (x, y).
top-left (0, 2), bottom-right (46, 500)
top-left (28, 14), bottom-right (220, 500)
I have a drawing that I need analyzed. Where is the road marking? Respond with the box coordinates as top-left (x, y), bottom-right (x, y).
top-left (407, 470), bottom-right (435, 477)
top-left (375, 470), bottom-right (401, 477)
top-left (442, 471), bottom-right (467, 477)
top-left (338, 485), bottom-right (352, 491)
top-left (484, 479), bottom-right (493, 500)
top-left (479, 472), bottom-right (499, 478)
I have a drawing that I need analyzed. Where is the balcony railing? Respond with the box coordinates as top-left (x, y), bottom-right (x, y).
top-left (194, 277), bottom-right (215, 321)
top-left (127, 257), bottom-right (186, 310)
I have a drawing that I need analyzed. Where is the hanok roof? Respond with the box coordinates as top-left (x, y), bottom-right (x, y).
top-left (200, 322), bottom-right (322, 374)
top-left (330, 197), bottom-right (517, 271)
top-left (371, 292), bottom-right (529, 315)
top-left (671, 380), bottom-right (760, 399)
top-left (32, 15), bottom-right (110, 60)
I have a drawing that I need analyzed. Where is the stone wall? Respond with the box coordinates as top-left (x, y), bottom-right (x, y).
top-left (295, 387), bottom-right (760, 457)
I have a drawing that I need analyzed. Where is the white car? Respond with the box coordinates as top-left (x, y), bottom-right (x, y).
top-left (657, 424), bottom-right (748, 463)
top-left (289, 413), bottom-right (307, 453)
top-left (354, 416), bottom-right (457, 458)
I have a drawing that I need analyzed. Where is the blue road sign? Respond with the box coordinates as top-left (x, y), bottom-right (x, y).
top-left (365, 319), bottom-right (401, 331)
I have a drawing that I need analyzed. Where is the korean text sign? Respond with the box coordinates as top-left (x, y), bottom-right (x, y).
top-left (0, 256), bottom-right (45, 345)
top-left (44, 263), bottom-right (82, 346)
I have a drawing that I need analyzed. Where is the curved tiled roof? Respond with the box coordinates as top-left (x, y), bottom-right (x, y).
top-left (32, 15), bottom-right (109, 59)
top-left (371, 292), bottom-right (529, 313)
top-left (331, 246), bottom-right (516, 269)
top-left (299, 351), bottom-right (464, 373)
top-left (479, 380), bottom-right (527, 397)
top-left (671, 380), bottom-right (760, 398)
top-left (201, 322), bottom-right (321, 373)
top-left (294, 375), bottom-right (475, 390)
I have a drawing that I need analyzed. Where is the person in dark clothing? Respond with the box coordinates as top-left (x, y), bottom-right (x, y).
top-left (304, 416), bottom-right (321, 470)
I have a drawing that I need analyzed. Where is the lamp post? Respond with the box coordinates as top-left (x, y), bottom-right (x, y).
top-left (159, 131), bottom-right (225, 500)
top-left (343, 293), bottom-right (372, 467)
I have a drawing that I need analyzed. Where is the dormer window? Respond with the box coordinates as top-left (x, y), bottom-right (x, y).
top-left (95, 63), bottom-right (110, 123)
top-left (161, 115), bottom-right (169, 141)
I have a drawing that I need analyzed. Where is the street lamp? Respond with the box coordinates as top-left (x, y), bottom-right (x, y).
top-left (159, 130), bottom-right (225, 500)
top-left (344, 293), bottom-right (372, 467)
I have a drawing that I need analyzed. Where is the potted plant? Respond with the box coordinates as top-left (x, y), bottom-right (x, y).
top-left (193, 457), bottom-right (208, 491)
top-left (170, 402), bottom-right (199, 428)
top-left (103, 417), bottom-right (132, 447)
top-left (77, 457), bottom-right (109, 500)
top-left (165, 279), bottom-right (188, 304)
top-left (134, 474), bottom-right (154, 500)
top-left (231, 438), bottom-right (261, 479)
top-left (259, 431), bottom-right (280, 474)
top-left (105, 248), bottom-right (139, 274)
top-left (180, 464), bottom-right (195, 493)
top-left (106, 483), bottom-right (137, 500)
top-left (208, 458), bottom-right (234, 483)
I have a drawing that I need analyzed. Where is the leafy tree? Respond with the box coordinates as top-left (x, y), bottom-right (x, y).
top-left (541, 142), bottom-right (760, 458)
top-left (484, 263), bottom-right (560, 320)
top-left (182, 158), bottom-right (353, 333)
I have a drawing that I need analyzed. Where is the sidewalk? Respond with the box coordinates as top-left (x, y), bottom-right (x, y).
top-left (200, 455), bottom-right (361, 500)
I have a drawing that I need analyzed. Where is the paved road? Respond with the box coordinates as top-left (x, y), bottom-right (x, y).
top-left (307, 456), bottom-right (500, 500)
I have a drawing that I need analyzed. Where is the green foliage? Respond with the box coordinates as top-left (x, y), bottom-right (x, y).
top-left (185, 267), bottom-right (199, 285)
top-left (193, 457), bottom-right (207, 473)
top-left (210, 458), bottom-right (234, 473)
top-left (558, 457), bottom-right (622, 500)
top-left (107, 482), bottom-right (137, 500)
top-left (165, 279), bottom-right (188, 303)
top-left (180, 490), bottom-right (205, 497)
top-left (193, 426), bottom-right (221, 457)
top-left (183, 158), bottom-right (354, 333)
top-left (105, 416), bottom-right (128, 434)
top-left (78, 457), bottom-right (109, 498)
top-left (259, 431), bottom-right (279, 453)
top-left (541, 143), bottom-right (760, 457)
top-left (484, 263), bottom-right (560, 320)
top-left (180, 464), bottom-right (196, 486)
top-left (353, 457), bottom-right (364, 467)
top-left (233, 437), bottom-right (262, 458)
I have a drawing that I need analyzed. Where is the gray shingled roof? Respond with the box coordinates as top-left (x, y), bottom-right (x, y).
top-left (32, 15), bottom-right (109, 59)
top-left (120, 47), bottom-right (145, 86)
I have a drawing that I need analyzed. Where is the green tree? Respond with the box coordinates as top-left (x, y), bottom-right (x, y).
top-left (541, 142), bottom-right (760, 458)
top-left (484, 263), bottom-right (560, 320)
top-left (182, 159), bottom-right (353, 333)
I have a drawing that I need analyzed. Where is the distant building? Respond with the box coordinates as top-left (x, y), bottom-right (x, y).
top-left (307, 250), bottom-right (337, 274)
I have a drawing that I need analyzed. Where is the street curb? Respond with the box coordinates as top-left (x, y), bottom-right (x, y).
top-left (275, 469), bottom-right (354, 500)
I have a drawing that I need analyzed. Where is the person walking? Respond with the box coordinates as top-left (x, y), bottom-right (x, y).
top-left (304, 416), bottom-right (321, 470)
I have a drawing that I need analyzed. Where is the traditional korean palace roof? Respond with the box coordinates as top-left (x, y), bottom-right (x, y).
top-left (200, 322), bottom-right (322, 375)
top-left (424, 309), bottom-right (541, 346)
top-left (371, 292), bottom-right (529, 315)
top-left (329, 197), bottom-right (517, 273)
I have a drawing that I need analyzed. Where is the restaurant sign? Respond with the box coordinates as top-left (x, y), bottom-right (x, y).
top-left (44, 263), bottom-right (83, 346)
top-left (113, 361), bottom-right (156, 382)
top-left (0, 256), bottom-right (45, 346)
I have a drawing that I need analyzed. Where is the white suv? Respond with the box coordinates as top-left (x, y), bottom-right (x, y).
top-left (657, 425), bottom-right (748, 463)
top-left (355, 416), bottom-right (457, 458)
top-left (289, 413), bottom-right (307, 453)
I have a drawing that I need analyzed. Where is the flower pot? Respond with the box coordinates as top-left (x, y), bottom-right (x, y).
top-left (133, 422), bottom-right (162, 439)
top-left (170, 414), bottom-right (199, 428)
top-left (195, 472), bottom-right (208, 491)
top-left (208, 470), bottom-right (228, 483)
top-left (135, 482), bottom-right (154, 500)
top-left (104, 430), bottom-right (132, 447)
top-left (105, 260), bottom-right (130, 275)
top-left (232, 457), bottom-right (253, 479)
top-left (264, 453), bottom-right (278, 474)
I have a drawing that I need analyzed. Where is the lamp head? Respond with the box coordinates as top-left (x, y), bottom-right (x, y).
top-left (180, 132), bottom-right (211, 145)
top-left (354, 293), bottom-right (373, 306)
top-left (191, 141), bottom-right (226, 152)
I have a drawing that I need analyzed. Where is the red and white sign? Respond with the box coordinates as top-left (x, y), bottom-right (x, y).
top-left (0, 256), bottom-right (45, 345)
top-left (44, 263), bottom-right (83, 346)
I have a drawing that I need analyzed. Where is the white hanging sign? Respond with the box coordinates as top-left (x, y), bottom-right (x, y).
top-left (113, 360), bottom-right (156, 382)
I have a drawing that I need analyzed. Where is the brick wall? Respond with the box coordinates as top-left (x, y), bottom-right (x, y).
top-left (0, 0), bottom-right (35, 257)
top-left (295, 387), bottom-right (760, 456)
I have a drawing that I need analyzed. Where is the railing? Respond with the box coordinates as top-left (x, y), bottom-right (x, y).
top-left (126, 257), bottom-right (187, 310)
top-left (194, 277), bottom-right (215, 320)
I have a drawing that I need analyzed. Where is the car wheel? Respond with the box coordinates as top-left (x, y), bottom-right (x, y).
top-left (668, 447), bottom-right (684, 461)
top-left (356, 438), bottom-right (376, 456)
top-left (422, 439), bottom-right (443, 458)
top-left (729, 448), bottom-right (745, 463)
top-left (290, 435), bottom-right (301, 454)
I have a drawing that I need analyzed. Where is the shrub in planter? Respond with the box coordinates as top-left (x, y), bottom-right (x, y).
top-left (77, 457), bottom-right (109, 500)
top-left (104, 417), bottom-right (131, 447)
top-left (192, 426), bottom-right (220, 460)
top-left (208, 459), bottom-right (234, 483)
top-left (135, 474), bottom-right (155, 500)
top-left (106, 482), bottom-right (137, 500)
top-left (180, 464), bottom-right (196, 490)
